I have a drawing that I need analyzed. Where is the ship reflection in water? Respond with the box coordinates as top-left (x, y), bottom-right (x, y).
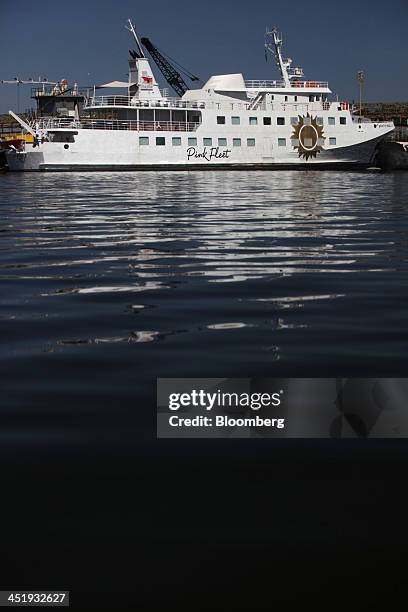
top-left (0, 169), bottom-right (408, 438)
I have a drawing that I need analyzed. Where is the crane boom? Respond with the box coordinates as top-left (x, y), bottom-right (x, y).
top-left (140, 37), bottom-right (192, 97)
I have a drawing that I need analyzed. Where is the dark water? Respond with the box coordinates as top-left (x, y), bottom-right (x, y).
top-left (1, 170), bottom-right (408, 608)
top-left (1, 171), bottom-right (408, 388)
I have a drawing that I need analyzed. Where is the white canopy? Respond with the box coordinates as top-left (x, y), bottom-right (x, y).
top-left (97, 80), bottom-right (129, 88)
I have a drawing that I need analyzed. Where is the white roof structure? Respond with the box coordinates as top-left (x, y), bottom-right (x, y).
top-left (203, 74), bottom-right (246, 91)
top-left (97, 80), bottom-right (129, 88)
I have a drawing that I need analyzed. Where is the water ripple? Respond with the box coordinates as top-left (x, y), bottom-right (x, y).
top-left (1, 170), bottom-right (408, 372)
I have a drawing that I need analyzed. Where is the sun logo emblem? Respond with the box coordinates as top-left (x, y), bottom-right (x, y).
top-left (291, 114), bottom-right (325, 160)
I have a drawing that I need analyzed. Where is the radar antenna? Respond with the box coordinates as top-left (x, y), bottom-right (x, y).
top-left (264, 27), bottom-right (303, 87)
top-left (0, 77), bottom-right (56, 112)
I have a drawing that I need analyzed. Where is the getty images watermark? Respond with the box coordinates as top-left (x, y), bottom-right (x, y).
top-left (158, 378), bottom-right (408, 439)
top-left (157, 379), bottom-right (288, 437)
top-left (167, 389), bottom-right (285, 429)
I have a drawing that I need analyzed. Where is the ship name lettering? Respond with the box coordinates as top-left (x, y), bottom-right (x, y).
top-left (187, 146), bottom-right (231, 161)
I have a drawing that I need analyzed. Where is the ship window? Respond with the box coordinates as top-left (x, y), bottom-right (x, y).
top-left (188, 137), bottom-right (197, 146)
top-left (290, 117), bottom-right (299, 125)
top-left (218, 138), bottom-right (227, 146)
top-left (247, 138), bottom-right (256, 147)
top-left (233, 138), bottom-right (241, 147)
top-left (217, 116), bottom-right (226, 124)
top-left (316, 117), bottom-right (323, 126)
top-left (285, 96), bottom-right (288, 102)
top-left (340, 117), bottom-right (347, 125)
top-left (278, 138), bottom-right (286, 146)
top-left (156, 137), bottom-right (165, 146)
top-left (294, 96), bottom-right (298, 101)
top-left (309, 95), bottom-right (314, 102)
top-left (328, 117), bottom-right (335, 125)
top-left (249, 117), bottom-right (258, 125)
top-left (263, 117), bottom-right (271, 125)
top-left (203, 138), bottom-right (212, 146)
top-left (329, 137), bottom-right (336, 145)
top-left (277, 117), bottom-right (285, 125)
top-left (172, 137), bottom-right (182, 146)
top-left (139, 137), bottom-right (149, 145)
top-left (231, 116), bottom-right (240, 125)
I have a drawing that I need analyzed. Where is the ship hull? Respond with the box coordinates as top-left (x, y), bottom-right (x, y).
top-left (9, 162), bottom-right (371, 171)
top-left (6, 129), bottom-right (391, 172)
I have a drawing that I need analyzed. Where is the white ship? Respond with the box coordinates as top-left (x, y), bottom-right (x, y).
top-left (6, 21), bottom-right (394, 171)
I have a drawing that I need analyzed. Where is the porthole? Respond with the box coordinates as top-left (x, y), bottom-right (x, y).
top-left (64, 144), bottom-right (69, 149)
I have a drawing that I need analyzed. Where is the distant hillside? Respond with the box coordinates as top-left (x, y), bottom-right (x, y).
top-left (0, 113), bottom-right (17, 125)
top-left (361, 102), bottom-right (408, 124)
top-left (0, 113), bottom-right (33, 130)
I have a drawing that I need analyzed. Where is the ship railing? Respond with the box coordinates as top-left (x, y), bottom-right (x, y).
top-left (84, 95), bottom-right (207, 109)
top-left (31, 86), bottom-right (88, 98)
top-left (85, 95), bottom-right (271, 112)
top-left (245, 80), bottom-right (329, 89)
top-left (245, 80), bottom-right (286, 88)
top-left (34, 118), bottom-right (200, 132)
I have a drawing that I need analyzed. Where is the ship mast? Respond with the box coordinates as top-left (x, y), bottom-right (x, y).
top-left (264, 27), bottom-right (303, 87)
top-left (125, 19), bottom-right (145, 59)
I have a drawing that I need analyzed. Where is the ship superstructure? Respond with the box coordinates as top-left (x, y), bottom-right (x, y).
top-left (6, 21), bottom-right (394, 171)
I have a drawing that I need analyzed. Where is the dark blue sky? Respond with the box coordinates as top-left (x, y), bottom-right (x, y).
top-left (1, 0), bottom-right (407, 113)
